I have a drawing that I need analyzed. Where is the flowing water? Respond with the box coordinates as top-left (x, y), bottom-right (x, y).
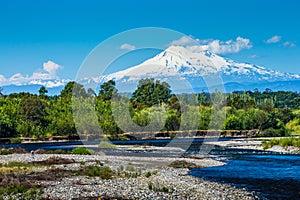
top-left (190, 154), bottom-right (300, 199)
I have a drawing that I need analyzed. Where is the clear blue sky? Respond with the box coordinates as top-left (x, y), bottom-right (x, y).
top-left (0, 0), bottom-right (300, 86)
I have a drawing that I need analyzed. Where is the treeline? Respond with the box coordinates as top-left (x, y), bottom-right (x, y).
top-left (0, 79), bottom-right (299, 140)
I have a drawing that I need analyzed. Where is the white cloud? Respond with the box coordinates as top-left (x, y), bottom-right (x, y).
top-left (120, 43), bottom-right (136, 50)
top-left (0, 60), bottom-right (65, 88)
top-left (283, 41), bottom-right (296, 48)
top-left (204, 37), bottom-right (252, 54)
top-left (265, 35), bottom-right (282, 44)
top-left (170, 36), bottom-right (252, 54)
top-left (0, 74), bottom-right (6, 82)
top-left (9, 73), bottom-right (28, 85)
top-left (169, 36), bottom-right (200, 46)
top-left (248, 54), bottom-right (259, 58)
top-left (43, 60), bottom-right (62, 75)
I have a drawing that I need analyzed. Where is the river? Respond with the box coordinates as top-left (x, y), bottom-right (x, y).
top-left (2, 138), bottom-right (300, 199)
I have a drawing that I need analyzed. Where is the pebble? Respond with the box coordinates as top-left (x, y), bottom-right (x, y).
top-left (0, 153), bottom-right (260, 199)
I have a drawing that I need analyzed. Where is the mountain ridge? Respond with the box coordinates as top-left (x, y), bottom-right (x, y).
top-left (2, 46), bottom-right (300, 94)
top-left (95, 45), bottom-right (300, 93)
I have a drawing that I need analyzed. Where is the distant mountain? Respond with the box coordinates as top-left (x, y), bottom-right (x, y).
top-left (2, 46), bottom-right (300, 94)
top-left (1, 84), bottom-right (64, 96)
top-left (195, 80), bottom-right (300, 93)
top-left (94, 45), bottom-right (300, 93)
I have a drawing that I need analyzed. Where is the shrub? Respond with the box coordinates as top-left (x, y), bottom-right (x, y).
top-left (126, 165), bottom-right (135, 172)
top-left (262, 137), bottom-right (300, 149)
top-left (98, 141), bottom-right (117, 149)
top-left (148, 182), bottom-right (153, 190)
top-left (147, 182), bottom-right (172, 193)
top-left (71, 147), bottom-right (94, 155)
top-left (145, 171), bottom-right (152, 178)
top-left (78, 165), bottom-right (113, 179)
top-left (168, 160), bottom-right (201, 169)
top-left (10, 137), bottom-right (22, 144)
top-left (48, 149), bottom-right (70, 154)
top-left (259, 128), bottom-right (287, 137)
top-left (95, 160), bottom-right (103, 166)
top-left (0, 149), bottom-right (14, 155)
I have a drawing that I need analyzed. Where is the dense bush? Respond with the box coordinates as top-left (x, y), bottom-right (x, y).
top-left (0, 81), bottom-right (299, 140)
top-left (0, 148), bottom-right (14, 155)
top-left (76, 165), bottom-right (112, 179)
top-left (259, 128), bottom-right (288, 137)
top-left (262, 137), bottom-right (300, 149)
top-left (71, 147), bottom-right (94, 155)
top-left (98, 141), bottom-right (117, 149)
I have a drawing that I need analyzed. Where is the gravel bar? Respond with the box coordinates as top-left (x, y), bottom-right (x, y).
top-left (0, 153), bottom-right (260, 200)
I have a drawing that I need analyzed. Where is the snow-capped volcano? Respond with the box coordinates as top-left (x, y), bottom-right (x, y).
top-left (95, 45), bottom-right (300, 92)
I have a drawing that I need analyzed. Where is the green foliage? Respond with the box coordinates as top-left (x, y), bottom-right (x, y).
top-left (0, 161), bottom-right (41, 168)
top-left (98, 141), bottom-right (117, 149)
top-left (148, 182), bottom-right (172, 193)
top-left (71, 147), bottom-right (94, 155)
top-left (0, 80), bottom-right (300, 140)
top-left (38, 86), bottom-right (48, 98)
top-left (165, 109), bottom-right (181, 131)
top-left (98, 80), bottom-right (118, 101)
top-left (259, 127), bottom-right (288, 137)
top-left (168, 160), bottom-right (200, 168)
top-left (60, 81), bottom-right (87, 99)
top-left (131, 78), bottom-right (171, 109)
top-left (19, 96), bottom-right (47, 126)
top-left (224, 115), bottom-right (242, 130)
top-left (145, 171), bottom-right (152, 178)
top-left (262, 137), bottom-right (300, 149)
top-left (77, 165), bottom-right (113, 179)
top-left (0, 185), bottom-right (31, 198)
top-left (0, 149), bottom-right (14, 155)
top-left (286, 118), bottom-right (300, 135)
top-left (10, 137), bottom-right (22, 144)
top-left (126, 165), bottom-right (135, 172)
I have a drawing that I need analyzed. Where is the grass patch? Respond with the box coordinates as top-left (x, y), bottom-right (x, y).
top-left (0, 148), bottom-right (14, 155)
top-left (168, 160), bottom-right (202, 169)
top-left (71, 147), bottom-right (94, 155)
top-left (76, 165), bottom-right (113, 179)
top-left (262, 137), bottom-right (300, 149)
top-left (98, 141), bottom-right (117, 149)
top-left (148, 182), bottom-right (172, 193)
top-left (0, 186), bottom-right (43, 200)
top-left (10, 137), bottom-right (23, 144)
top-left (145, 171), bottom-right (152, 178)
top-left (0, 161), bottom-right (41, 168)
top-left (286, 119), bottom-right (300, 135)
top-left (0, 161), bottom-right (45, 173)
top-left (31, 156), bottom-right (75, 165)
top-left (126, 165), bottom-right (135, 172)
top-left (42, 149), bottom-right (71, 154)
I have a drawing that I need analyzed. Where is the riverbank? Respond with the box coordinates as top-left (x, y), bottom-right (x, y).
top-left (204, 138), bottom-right (300, 154)
top-left (0, 153), bottom-right (259, 200)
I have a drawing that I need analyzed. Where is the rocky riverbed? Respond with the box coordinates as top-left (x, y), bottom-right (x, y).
top-left (0, 153), bottom-right (260, 200)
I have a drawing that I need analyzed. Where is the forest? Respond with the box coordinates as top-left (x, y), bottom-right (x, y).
top-left (0, 78), bottom-right (300, 142)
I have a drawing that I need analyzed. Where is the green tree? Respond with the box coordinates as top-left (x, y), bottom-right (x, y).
top-left (60, 81), bottom-right (87, 99)
top-left (165, 109), bottom-right (181, 131)
top-left (38, 86), bottom-right (48, 98)
top-left (45, 98), bottom-right (77, 136)
top-left (224, 115), bottom-right (242, 130)
top-left (131, 78), bottom-right (171, 109)
top-left (19, 96), bottom-right (47, 126)
top-left (98, 80), bottom-right (118, 101)
top-left (0, 97), bottom-right (20, 137)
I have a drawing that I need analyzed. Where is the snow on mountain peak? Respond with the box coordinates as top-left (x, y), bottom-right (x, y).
top-left (94, 45), bottom-right (300, 91)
